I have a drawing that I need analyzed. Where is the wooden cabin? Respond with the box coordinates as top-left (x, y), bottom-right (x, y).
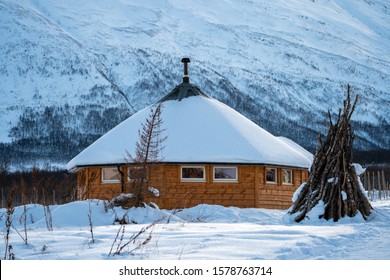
top-left (67, 58), bottom-right (312, 210)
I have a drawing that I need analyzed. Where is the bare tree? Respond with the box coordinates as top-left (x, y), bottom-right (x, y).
top-left (125, 103), bottom-right (167, 207)
top-left (20, 178), bottom-right (28, 245)
top-left (88, 200), bottom-right (95, 243)
top-left (4, 188), bottom-right (15, 260)
top-left (289, 85), bottom-right (372, 222)
top-left (42, 189), bottom-right (53, 231)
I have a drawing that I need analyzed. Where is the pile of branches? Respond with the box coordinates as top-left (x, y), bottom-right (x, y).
top-left (289, 85), bottom-right (372, 222)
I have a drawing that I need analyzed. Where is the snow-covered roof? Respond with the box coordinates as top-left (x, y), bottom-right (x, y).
top-left (276, 136), bottom-right (313, 163)
top-left (67, 80), bottom-right (312, 171)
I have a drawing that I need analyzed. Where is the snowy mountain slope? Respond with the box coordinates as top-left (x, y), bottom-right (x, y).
top-left (0, 0), bottom-right (132, 137)
top-left (0, 0), bottom-right (389, 166)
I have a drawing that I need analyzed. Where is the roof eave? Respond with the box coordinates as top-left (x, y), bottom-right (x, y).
top-left (68, 161), bottom-right (311, 172)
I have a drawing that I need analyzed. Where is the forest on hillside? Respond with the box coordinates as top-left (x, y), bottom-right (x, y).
top-left (1, 99), bottom-right (389, 169)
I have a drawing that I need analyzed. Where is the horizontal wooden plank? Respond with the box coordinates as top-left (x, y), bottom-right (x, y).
top-left (79, 164), bottom-right (307, 210)
top-left (259, 190), bottom-right (296, 196)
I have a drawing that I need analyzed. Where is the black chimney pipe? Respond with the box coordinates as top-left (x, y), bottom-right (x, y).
top-left (181, 57), bottom-right (190, 83)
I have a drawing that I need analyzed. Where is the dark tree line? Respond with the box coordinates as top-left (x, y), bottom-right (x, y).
top-left (1, 103), bottom-right (131, 167)
top-left (0, 168), bottom-right (77, 207)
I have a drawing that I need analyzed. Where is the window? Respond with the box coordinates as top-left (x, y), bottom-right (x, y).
top-left (102, 168), bottom-right (120, 183)
top-left (282, 169), bottom-right (293, 184)
top-left (266, 168), bottom-right (277, 183)
top-left (214, 166), bottom-right (238, 182)
top-left (181, 166), bottom-right (205, 181)
top-left (128, 166), bottom-right (147, 182)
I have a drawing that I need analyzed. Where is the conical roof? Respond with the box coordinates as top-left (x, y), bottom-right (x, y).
top-left (67, 59), bottom-right (312, 171)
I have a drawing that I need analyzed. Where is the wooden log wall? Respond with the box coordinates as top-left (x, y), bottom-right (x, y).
top-left (77, 164), bottom-right (308, 210)
top-left (257, 168), bottom-right (307, 209)
top-left (157, 165), bottom-right (257, 209)
top-left (76, 167), bottom-right (122, 201)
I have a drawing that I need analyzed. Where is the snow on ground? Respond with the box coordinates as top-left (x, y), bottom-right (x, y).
top-left (1, 199), bottom-right (390, 260)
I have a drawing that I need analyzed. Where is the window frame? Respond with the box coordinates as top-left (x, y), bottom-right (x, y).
top-left (282, 169), bottom-right (293, 185)
top-left (101, 167), bottom-right (121, 184)
top-left (127, 166), bottom-right (148, 182)
top-left (180, 166), bottom-right (206, 182)
top-left (266, 167), bottom-right (278, 184)
top-left (213, 166), bottom-right (238, 182)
